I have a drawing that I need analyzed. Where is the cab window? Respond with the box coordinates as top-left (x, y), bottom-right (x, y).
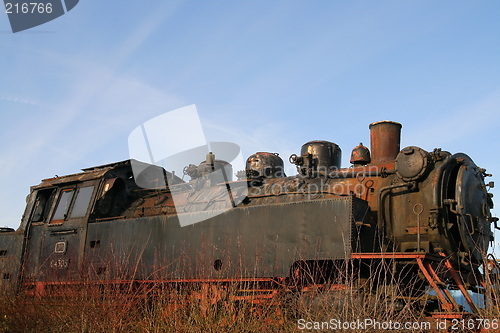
top-left (70, 186), bottom-right (94, 218)
top-left (50, 189), bottom-right (74, 224)
top-left (31, 188), bottom-right (56, 222)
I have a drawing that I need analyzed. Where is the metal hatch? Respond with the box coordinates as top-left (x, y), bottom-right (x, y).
top-left (454, 160), bottom-right (493, 264)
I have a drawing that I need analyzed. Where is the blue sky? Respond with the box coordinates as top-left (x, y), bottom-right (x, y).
top-left (0, 1), bottom-right (499, 252)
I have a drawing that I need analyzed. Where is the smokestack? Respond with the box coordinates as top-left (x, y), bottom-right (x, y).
top-left (369, 121), bottom-right (402, 164)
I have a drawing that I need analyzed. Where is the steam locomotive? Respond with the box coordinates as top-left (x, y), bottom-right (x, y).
top-left (0, 121), bottom-right (495, 310)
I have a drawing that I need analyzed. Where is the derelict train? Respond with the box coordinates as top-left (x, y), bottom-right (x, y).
top-left (0, 121), bottom-right (496, 313)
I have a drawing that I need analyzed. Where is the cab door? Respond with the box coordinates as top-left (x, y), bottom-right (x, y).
top-left (22, 187), bottom-right (57, 283)
top-left (23, 181), bottom-right (96, 285)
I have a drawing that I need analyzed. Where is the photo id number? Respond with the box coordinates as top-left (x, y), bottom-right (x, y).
top-left (5, 3), bottom-right (53, 14)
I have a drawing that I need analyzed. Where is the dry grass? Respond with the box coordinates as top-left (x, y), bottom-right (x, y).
top-left (0, 283), bottom-right (294, 333)
top-left (1, 258), bottom-right (498, 333)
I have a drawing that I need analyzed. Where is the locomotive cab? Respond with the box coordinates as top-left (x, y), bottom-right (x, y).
top-left (15, 160), bottom-right (183, 292)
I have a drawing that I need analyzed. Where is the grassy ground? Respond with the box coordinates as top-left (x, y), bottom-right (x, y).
top-left (1, 259), bottom-right (498, 333)
top-left (1, 281), bottom-right (496, 333)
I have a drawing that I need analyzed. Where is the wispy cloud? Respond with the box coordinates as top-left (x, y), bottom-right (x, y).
top-left (0, 95), bottom-right (41, 106)
top-left (112, 1), bottom-right (183, 66)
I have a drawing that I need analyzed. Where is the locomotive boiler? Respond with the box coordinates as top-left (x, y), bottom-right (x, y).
top-left (0, 120), bottom-right (495, 313)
